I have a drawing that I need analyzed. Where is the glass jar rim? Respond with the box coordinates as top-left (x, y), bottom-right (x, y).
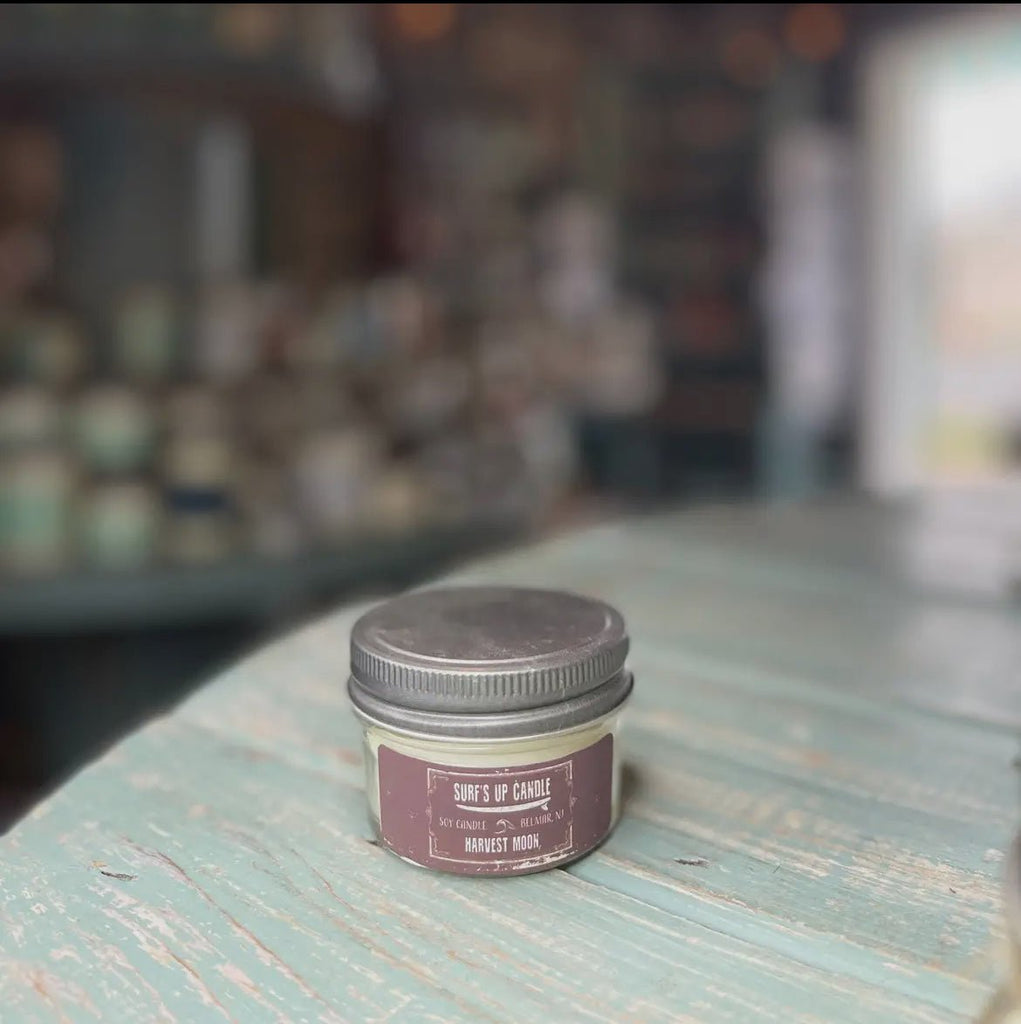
top-left (348, 670), bottom-right (633, 741)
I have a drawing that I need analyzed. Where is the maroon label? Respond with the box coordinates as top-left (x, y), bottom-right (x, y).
top-left (377, 734), bottom-right (613, 875)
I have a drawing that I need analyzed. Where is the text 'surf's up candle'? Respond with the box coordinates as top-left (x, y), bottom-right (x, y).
top-left (349, 586), bottom-right (632, 876)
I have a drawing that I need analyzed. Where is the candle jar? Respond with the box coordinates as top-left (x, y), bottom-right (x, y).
top-left (349, 586), bottom-right (632, 876)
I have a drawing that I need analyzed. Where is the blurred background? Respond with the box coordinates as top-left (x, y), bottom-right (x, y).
top-left (0, 3), bottom-right (1016, 826)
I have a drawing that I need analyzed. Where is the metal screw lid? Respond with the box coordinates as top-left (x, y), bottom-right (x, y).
top-left (349, 586), bottom-right (629, 714)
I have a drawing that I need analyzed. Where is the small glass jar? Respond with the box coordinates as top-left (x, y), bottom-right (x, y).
top-left (349, 586), bottom-right (632, 876)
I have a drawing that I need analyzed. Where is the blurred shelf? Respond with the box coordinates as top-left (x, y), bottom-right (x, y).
top-left (623, 265), bottom-right (756, 293)
top-left (664, 351), bottom-right (762, 375)
top-left (0, 49), bottom-right (369, 123)
top-left (0, 523), bottom-right (517, 636)
top-left (623, 66), bottom-right (749, 93)
top-left (621, 195), bottom-right (755, 220)
top-left (656, 379), bottom-right (760, 434)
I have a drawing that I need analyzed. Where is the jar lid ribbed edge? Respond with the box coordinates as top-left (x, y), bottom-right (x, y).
top-left (349, 670), bottom-right (633, 739)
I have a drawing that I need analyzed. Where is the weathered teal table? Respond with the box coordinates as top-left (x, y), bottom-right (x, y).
top-left (1, 504), bottom-right (1017, 1022)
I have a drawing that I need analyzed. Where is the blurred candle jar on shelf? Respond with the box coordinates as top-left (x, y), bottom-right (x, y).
top-left (78, 481), bottom-right (160, 571)
top-left (294, 427), bottom-right (380, 540)
top-left (161, 434), bottom-right (236, 564)
top-left (348, 587), bottom-right (633, 876)
top-left (0, 388), bottom-right (72, 574)
top-left (114, 285), bottom-right (180, 383)
top-left (195, 282), bottom-right (263, 383)
top-left (164, 384), bottom-right (232, 439)
top-left (0, 450), bottom-right (74, 574)
top-left (0, 387), bottom-right (62, 451)
top-left (6, 310), bottom-right (84, 388)
top-left (74, 386), bottom-right (156, 476)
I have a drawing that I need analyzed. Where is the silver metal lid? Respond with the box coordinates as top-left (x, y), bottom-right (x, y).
top-left (348, 586), bottom-right (631, 736)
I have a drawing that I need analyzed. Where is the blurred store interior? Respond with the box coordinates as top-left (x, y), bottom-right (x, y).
top-left (1, 3), bottom-right (1018, 824)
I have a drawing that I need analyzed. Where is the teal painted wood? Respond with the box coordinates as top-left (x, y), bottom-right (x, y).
top-left (0, 503), bottom-right (1016, 1022)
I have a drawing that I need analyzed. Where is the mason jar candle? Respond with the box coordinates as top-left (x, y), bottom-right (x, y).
top-left (348, 586), bottom-right (632, 876)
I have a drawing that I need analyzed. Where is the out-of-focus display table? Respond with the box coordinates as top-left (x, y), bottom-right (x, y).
top-left (0, 503), bottom-right (1015, 1022)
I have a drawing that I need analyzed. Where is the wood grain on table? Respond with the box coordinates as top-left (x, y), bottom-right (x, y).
top-left (1, 504), bottom-right (1016, 1023)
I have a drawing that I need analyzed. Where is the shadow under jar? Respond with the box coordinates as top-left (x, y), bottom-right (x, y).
top-left (348, 586), bottom-right (633, 876)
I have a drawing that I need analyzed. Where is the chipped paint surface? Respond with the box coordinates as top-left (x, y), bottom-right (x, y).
top-left (0, 505), bottom-right (1015, 1021)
